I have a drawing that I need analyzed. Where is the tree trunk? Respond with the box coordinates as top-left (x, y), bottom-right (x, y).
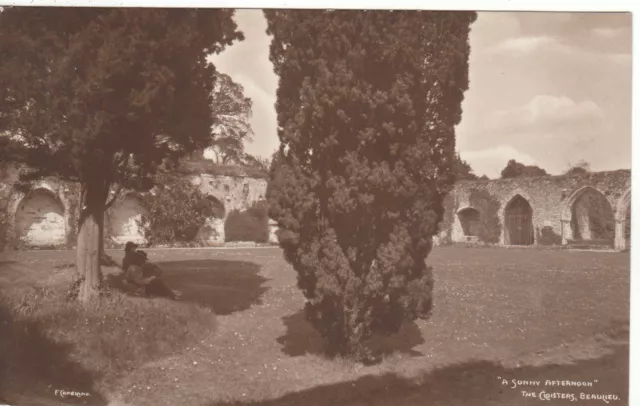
top-left (76, 184), bottom-right (106, 302)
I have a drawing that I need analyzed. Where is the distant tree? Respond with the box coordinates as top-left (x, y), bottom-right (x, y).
top-left (564, 160), bottom-right (590, 176)
top-left (453, 152), bottom-right (478, 181)
top-left (500, 159), bottom-right (548, 179)
top-left (265, 10), bottom-right (475, 359)
top-left (479, 174), bottom-right (489, 180)
top-left (0, 8), bottom-right (242, 301)
top-left (208, 72), bottom-right (255, 164)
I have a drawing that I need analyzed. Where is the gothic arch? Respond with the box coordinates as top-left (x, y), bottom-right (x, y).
top-left (503, 194), bottom-right (534, 245)
top-left (560, 186), bottom-right (615, 244)
top-left (614, 188), bottom-right (631, 251)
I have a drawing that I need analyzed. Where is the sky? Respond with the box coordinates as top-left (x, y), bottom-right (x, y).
top-left (210, 10), bottom-right (632, 179)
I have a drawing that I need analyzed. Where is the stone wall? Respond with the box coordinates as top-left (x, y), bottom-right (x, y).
top-left (437, 170), bottom-right (631, 250)
top-left (0, 163), bottom-right (273, 248)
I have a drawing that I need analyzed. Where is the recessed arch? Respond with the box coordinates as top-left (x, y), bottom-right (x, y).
top-left (15, 188), bottom-right (66, 246)
top-left (562, 186), bottom-right (614, 243)
top-left (614, 188), bottom-right (631, 250)
top-left (108, 192), bottom-right (148, 244)
top-left (503, 194), bottom-right (534, 246)
top-left (196, 195), bottom-right (227, 244)
top-left (456, 207), bottom-right (481, 237)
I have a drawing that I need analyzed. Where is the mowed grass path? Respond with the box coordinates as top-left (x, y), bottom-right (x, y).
top-left (0, 246), bottom-right (630, 405)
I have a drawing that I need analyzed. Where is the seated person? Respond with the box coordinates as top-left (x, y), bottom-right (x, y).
top-left (122, 242), bottom-right (181, 300)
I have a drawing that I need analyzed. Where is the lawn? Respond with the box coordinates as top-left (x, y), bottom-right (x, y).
top-left (0, 246), bottom-right (630, 406)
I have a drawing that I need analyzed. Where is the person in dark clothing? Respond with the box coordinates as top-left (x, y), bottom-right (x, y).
top-left (122, 242), bottom-right (181, 299)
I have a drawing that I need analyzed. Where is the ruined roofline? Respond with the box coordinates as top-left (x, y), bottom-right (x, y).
top-left (456, 169), bottom-right (631, 185)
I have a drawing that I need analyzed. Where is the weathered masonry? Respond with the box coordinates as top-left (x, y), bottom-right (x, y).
top-left (436, 170), bottom-right (631, 251)
top-left (0, 165), bottom-right (277, 248)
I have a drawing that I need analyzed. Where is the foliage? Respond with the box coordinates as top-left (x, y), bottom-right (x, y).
top-left (177, 157), bottom-right (268, 179)
top-left (468, 189), bottom-right (501, 244)
top-left (565, 160), bottom-right (590, 176)
top-left (139, 173), bottom-right (225, 244)
top-left (537, 226), bottom-right (562, 246)
top-left (243, 153), bottom-right (272, 173)
top-left (208, 72), bottom-right (255, 165)
top-left (0, 8), bottom-right (242, 299)
top-left (265, 10), bottom-right (475, 359)
top-left (224, 200), bottom-right (269, 243)
top-left (500, 159), bottom-right (548, 179)
top-left (453, 152), bottom-right (478, 181)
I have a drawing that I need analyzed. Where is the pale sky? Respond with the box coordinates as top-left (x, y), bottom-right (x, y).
top-left (210, 10), bottom-right (632, 179)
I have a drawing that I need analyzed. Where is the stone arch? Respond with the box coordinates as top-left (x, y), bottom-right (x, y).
top-left (503, 194), bottom-right (534, 246)
top-left (560, 186), bottom-right (615, 245)
top-left (196, 195), bottom-right (227, 244)
top-left (456, 207), bottom-right (481, 238)
top-left (614, 188), bottom-right (631, 251)
top-left (107, 192), bottom-right (149, 244)
top-left (15, 188), bottom-right (66, 246)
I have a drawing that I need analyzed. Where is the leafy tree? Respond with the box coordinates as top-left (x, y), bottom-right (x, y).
top-left (0, 8), bottom-right (242, 300)
top-left (208, 72), bottom-right (255, 164)
top-left (500, 159), bottom-right (548, 179)
top-left (137, 173), bottom-right (225, 245)
top-left (265, 10), bottom-right (475, 359)
top-left (453, 152), bottom-right (478, 181)
top-left (479, 174), bottom-right (489, 180)
top-left (564, 159), bottom-right (590, 176)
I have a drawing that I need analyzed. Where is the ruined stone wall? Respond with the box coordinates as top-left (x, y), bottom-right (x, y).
top-left (437, 170), bottom-right (631, 250)
top-left (0, 163), bottom-right (272, 248)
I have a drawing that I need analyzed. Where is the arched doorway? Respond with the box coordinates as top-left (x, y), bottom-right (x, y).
top-left (15, 189), bottom-right (66, 246)
top-left (108, 194), bottom-right (148, 244)
top-left (568, 187), bottom-right (614, 244)
top-left (504, 195), bottom-right (534, 246)
top-left (457, 208), bottom-right (481, 239)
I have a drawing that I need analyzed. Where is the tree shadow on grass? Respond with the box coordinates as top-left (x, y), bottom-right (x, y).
top-left (205, 340), bottom-right (629, 406)
top-left (0, 302), bottom-right (107, 405)
top-left (276, 309), bottom-right (424, 359)
top-left (156, 259), bottom-right (269, 315)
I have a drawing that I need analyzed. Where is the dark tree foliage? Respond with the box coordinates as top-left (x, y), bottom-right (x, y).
top-left (500, 159), bottom-right (548, 179)
top-left (453, 152), bottom-right (478, 181)
top-left (265, 10), bottom-right (475, 359)
top-left (0, 7), bottom-right (242, 300)
top-left (224, 200), bottom-right (269, 243)
top-left (138, 174), bottom-right (224, 245)
top-left (564, 160), bottom-right (590, 176)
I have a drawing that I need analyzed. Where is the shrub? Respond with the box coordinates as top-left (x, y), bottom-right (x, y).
top-left (0, 285), bottom-right (217, 393)
top-left (139, 174), bottom-right (225, 245)
top-left (265, 10), bottom-right (475, 360)
top-left (224, 200), bottom-right (269, 243)
top-left (537, 226), bottom-right (562, 246)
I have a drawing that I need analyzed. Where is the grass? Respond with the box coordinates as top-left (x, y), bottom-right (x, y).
top-left (0, 254), bottom-right (218, 405)
top-left (0, 246), bottom-right (630, 405)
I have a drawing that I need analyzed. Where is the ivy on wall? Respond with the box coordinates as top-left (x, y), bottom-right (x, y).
top-left (468, 189), bottom-right (501, 244)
